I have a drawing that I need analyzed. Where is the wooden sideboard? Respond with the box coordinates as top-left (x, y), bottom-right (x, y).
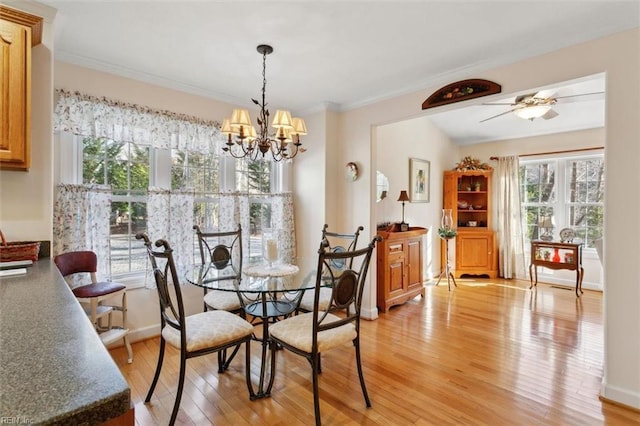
top-left (376, 227), bottom-right (427, 312)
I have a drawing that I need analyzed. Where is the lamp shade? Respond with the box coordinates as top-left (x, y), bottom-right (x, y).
top-left (230, 109), bottom-right (252, 128)
top-left (291, 117), bottom-right (308, 135)
top-left (537, 215), bottom-right (555, 228)
top-left (221, 119), bottom-right (238, 136)
top-left (272, 110), bottom-right (294, 129)
top-left (397, 190), bottom-right (410, 202)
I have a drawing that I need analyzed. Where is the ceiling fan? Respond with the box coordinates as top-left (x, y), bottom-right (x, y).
top-left (480, 90), bottom-right (604, 123)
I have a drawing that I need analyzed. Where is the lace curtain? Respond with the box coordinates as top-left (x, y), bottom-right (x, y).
top-left (146, 188), bottom-right (195, 288)
top-left (53, 184), bottom-right (112, 285)
top-left (496, 156), bottom-right (526, 279)
top-left (218, 192), bottom-right (296, 263)
top-left (52, 89), bottom-right (297, 286)
top-left (53, 89), bottom-right (225, 153)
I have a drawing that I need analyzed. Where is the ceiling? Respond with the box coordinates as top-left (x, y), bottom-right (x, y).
top-left (34, 0), bottom-right (640, 144)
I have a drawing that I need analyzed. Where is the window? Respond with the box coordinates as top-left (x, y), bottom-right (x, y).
top-left (520, 153), bottom-right (604, 249)
top-left (235, 158), bottom-right (274, 260)
top-left (75, 136), bottom-right (282, 279)
top-left (82, 137), bottom-right (149, 276)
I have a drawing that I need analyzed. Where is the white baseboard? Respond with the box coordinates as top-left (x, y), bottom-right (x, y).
top-left (601, 382), bottom-right (640, 410)
top-left (106, 324), bottom-right (160, 349)
top-left (361, 307), bottom-right (378, 320)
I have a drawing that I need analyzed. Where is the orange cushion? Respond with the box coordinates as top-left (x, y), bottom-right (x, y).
top-left (72, 281), bottom-right (126, 298)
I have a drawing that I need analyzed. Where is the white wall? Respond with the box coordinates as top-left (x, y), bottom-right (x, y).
top-left (376, 117), bottom-right (460, 280)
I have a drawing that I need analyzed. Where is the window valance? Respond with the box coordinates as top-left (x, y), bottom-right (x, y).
top-left (53, 89), bottom-right (225, 154)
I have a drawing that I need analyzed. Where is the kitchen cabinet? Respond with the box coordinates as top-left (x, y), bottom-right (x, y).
top-left (376, 227), bottom-right (427, 312)
top-left (0, 6), bottom-right (42, 171)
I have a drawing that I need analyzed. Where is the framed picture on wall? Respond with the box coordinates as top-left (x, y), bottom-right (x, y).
top-left (409, 158), bottom-right (430, 202)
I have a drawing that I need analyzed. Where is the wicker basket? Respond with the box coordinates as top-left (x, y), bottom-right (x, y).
top-left (0, 229), bottom-right (40, 262)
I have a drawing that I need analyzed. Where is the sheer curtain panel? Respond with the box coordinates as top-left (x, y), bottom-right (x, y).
top-left (53, 184), bottom-right (112, 283)
top-left (496, 156), bottom-right (526, 279)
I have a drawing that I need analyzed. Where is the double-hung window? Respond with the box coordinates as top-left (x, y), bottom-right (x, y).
top-left (72, 136), bottom-right (283, 281)
top-left (81, 137), bottom-right (150, 277)
top-left (520, 152), bottom-right (604, 249)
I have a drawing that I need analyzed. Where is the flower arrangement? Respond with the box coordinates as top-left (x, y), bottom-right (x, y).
top-left (438, 227), bottom-right (458, 239)
top-left (454, 156), bottom-right (493, 171)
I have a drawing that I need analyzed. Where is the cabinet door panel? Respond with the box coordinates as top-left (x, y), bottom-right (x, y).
top-left (388, 259), bottom-right (405, 293)
top-left (457, 235), bottom-right (491, 269)
top-left (0, 18), bottom-right (30, 169)
top-left (406, 239), bottom-right (422, 288)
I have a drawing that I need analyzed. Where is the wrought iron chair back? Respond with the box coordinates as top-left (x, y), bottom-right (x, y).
top-left (269, 234), bottom-right (381, 426)
top-left (135, 232), bottom-right (254, 426)
top-left (193, 224), bottom-right (243, 274)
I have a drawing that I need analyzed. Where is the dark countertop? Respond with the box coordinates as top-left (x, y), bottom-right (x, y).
top-left (0, 260), bottom-right (131, 425)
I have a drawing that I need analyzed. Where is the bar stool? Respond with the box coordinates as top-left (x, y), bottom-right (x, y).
top-left (54, 250), bottom-right (133, 363)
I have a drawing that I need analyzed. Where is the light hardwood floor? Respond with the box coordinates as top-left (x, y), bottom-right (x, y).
top-left (109, 279), bottom-right (640, 425)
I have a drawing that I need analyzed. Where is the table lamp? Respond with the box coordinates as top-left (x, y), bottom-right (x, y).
top-left (537, 216), bottom-right (555, 241)
top-left (397, 190), bottom-right (410, 231)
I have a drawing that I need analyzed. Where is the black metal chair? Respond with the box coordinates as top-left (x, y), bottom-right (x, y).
top-left (269, 235), bottom-right (381, 426)
top-left (193, 224), bottom-right (244, 312)
top-left (297, 224), bottom-right (364, 313)
top-left (54, 250), bottom-right (133, 363)
top-left (193, 224), bottom-right (247, 371)
top-left (136, 233), bottom-right (254, 426)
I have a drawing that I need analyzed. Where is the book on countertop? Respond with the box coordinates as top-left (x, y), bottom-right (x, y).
top-left (0, 268), bottom-right (28, 277)
top-left (0, 260), bottom-right (34, 270)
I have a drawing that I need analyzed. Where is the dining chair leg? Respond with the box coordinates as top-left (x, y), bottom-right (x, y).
top-left (311, 353), bottom-right (321, 426)
top-left (170, 353), bottom-right (187, 426)
top-left (218, 344), bottom-right (242, 372)
top-left (145, 338), bottom-right (166, 403)
top-left (354, 337), bottom-right (371, 407)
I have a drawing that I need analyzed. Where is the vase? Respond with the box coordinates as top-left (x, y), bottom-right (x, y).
top-left (441, 209), bottom-right (454, 230)
top-left (262, 229), bottom-right (279, 268)
top-left (552, 248), bottom-right (561, 263)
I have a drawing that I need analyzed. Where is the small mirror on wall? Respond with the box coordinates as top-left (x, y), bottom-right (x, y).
top-left (376, 171), bottom-right (389, 202)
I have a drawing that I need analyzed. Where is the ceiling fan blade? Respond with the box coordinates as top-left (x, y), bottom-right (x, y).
top-left (533, 89), bottom-right (557, 99)
top-left (480, 109), bottom-right (518, 123)
top-left (482, 102), bottom-right (516, 106)
top-left (542, 109), bottom-right (559, 120)
top-left (554, 91), bottom-right (605, 103)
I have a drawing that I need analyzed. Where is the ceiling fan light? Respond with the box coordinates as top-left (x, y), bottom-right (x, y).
top-left (514, 105), bottom-right (551, 120)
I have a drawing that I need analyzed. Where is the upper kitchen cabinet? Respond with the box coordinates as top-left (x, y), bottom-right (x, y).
top-left (0, 6), bottom-right (43, 171)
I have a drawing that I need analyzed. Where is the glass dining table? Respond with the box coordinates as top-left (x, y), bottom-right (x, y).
top-left (184, 259), bottom-right (321, 399)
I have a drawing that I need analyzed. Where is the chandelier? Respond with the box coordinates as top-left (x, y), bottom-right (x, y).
top-left (221, 44), bottom-right (307, 162)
